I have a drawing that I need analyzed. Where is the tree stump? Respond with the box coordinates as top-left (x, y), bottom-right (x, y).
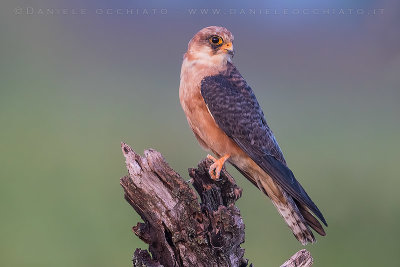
top-left (120, 143), bottom-right (313, 267)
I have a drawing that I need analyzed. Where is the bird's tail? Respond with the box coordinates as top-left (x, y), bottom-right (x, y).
top-left (271, 193), bottom-right (316, 245)
top-left (233, 164), bottom-right (325, 245)
top-left (254, 175), bottom-right (316, 245)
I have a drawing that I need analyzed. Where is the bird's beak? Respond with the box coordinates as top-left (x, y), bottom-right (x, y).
top-left (221, 42), bottom-right (234, 56)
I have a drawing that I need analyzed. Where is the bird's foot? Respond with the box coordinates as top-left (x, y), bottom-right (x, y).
top-left (207, 154), bottom-right (230, 180)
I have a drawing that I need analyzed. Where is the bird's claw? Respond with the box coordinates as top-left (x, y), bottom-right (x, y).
top-left (207, 154), bottom-right (230, 181)
top-left (207, 154), bottom-right (217, 162)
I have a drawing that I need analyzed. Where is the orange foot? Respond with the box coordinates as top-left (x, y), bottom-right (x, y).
top-left (207, 154), bottom-right (230, 180)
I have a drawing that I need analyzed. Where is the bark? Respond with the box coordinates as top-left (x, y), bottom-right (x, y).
top-left (280, 249), bottom-right (313, 267)
top-left (120, 143), bottom-right (313, 267)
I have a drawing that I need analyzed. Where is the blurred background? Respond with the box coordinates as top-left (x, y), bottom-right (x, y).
top-left (1, 0), bottom-right (399, 266)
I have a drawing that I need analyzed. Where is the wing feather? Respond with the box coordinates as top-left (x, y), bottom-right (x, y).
top-left (200, 64), bottom-right (327, 226)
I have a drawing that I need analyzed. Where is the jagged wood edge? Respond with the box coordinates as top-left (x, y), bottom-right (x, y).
top-left (120, 143), bottom-right (312, 267)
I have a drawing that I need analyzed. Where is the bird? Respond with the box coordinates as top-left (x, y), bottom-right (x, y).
top-left (179, 26), bottom-right (327, 245)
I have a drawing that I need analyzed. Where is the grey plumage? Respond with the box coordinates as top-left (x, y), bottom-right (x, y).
top-left (201, 62), bottom-right (327, 227)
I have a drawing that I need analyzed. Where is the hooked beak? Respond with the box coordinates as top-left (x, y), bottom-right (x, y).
top-left (221, 42), bottom-right (234, 56)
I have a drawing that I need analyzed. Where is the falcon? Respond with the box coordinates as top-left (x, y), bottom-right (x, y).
top-left (179, 26), bottom-right (327, 245)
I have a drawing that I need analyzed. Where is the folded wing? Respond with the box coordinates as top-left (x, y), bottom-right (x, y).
top-left (201, 66), bottom-right (327, 227)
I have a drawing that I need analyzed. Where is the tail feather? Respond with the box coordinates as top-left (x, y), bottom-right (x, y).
top-left (233, 163), bottom-right (326, 245)
top-left (271, 192), bottom-right (315, 245)
top-left (296, 201), bottom-right (326, 236)
top-left (254, 175), bottom-right (316, 245)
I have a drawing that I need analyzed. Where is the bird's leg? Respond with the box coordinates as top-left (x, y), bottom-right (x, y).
top-left (207, 154), bottom-right (230, 180)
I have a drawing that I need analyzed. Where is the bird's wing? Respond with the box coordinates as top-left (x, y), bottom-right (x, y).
top-left (201, 67), bottom-right (327, 226)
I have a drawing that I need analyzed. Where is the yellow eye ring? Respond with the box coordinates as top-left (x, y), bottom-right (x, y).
top-left (209, 36), bottom-right (223, 45)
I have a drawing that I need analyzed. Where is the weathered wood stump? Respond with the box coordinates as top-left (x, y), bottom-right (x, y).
top-left (120, 143), bottom-right (313, 267)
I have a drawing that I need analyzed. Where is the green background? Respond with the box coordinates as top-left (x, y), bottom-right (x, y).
top-left (1, 0), bottom-right (399, 266)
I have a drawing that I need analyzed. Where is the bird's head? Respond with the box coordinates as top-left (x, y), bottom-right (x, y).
top-left (186, 26), bottom-right (234, 66)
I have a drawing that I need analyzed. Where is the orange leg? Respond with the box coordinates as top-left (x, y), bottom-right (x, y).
top-left (207, 154), bottom-right (230, 180)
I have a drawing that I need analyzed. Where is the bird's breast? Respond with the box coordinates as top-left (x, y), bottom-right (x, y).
top-left (179, 60), bottom-right (247, 162)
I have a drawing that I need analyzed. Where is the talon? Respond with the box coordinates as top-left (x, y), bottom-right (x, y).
top-left (207, 154), bottom-right (217, 162)
top-left (207, 154), bottom-right (230, 180)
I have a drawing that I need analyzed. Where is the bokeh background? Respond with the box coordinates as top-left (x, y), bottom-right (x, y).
top-left (1, 0), bottom-right (399, 266)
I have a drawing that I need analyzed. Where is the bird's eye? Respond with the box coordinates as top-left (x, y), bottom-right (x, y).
top-left (209, 36), bottom-right (223, 45)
